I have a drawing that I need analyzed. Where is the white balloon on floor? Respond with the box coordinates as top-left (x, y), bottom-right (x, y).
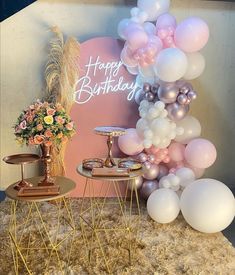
top-left (147, 188), bottom-right (180, 223)
top-left (180, 179), bottom-right (235, 233)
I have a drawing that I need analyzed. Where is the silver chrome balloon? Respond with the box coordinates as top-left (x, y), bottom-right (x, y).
top-left (140, 180), bottom-right (158, 200)
top-left (128, 176), bottom-right (144, 190)
top-left (166, 102), bottom-right (189, 121)
top-left (177, 93), bottom-right (188, 105)
top-left (158, 84), bottom-right (179, 104)
top-left (143, 163), bottom-right (159, 180)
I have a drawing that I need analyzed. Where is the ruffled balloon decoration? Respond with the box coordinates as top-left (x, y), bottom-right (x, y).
top-left (136, 100), bottom-right (184, 149)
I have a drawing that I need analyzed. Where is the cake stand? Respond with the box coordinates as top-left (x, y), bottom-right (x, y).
top-left (94, 126), bottom-right (126, 167)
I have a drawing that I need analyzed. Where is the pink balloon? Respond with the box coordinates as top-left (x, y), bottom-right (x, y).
top-left (120, 47), bottom-right (137, 67)
top-left (127, 29), bottom-right (148, 51)
top-left (168, 142), bottom-right (185, 162)
top-left (174, 17), bottom-right (209, 53)
top-left (148, 35), bottom-right (163, 52)
top-left (156, 13), bottom-right (177, 31)
top-left (118, 128), bottom-right (144, 156)
top-left (185, 138), bottom-right (217, 168)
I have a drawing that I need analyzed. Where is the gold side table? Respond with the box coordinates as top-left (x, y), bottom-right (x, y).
top-left (5, 176), bottom-right (76, 275)
top-left (77, 162), bottom-right (143, 274)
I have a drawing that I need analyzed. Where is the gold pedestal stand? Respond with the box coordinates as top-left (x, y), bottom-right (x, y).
top-left (94, 126), bottom-right (126, 167)
top-left (3, 154), bottom-right (41, 191)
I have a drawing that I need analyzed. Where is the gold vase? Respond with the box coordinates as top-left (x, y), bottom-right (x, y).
top-left (38, 144), bottom-right (55, 186)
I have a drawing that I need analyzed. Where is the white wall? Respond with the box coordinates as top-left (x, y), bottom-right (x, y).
top-left (1, 0), bottom-right (235, 190)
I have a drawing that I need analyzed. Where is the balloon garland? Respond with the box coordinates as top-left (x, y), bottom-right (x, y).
top-left (117, 0), bottom-right (235, 233)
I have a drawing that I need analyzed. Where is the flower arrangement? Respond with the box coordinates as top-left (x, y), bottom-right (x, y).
top-left (14, 100), bottom-right (75, 147)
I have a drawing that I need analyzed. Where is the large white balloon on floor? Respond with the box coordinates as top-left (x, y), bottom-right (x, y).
top-left (147, 188), bottom-right (180, 223)
top-left (180, 179), bottom-right (235, 233)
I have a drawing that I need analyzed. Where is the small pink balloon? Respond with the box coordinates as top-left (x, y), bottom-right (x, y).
top-left (168, 142), bottom-right (185, 162)
top-left (156, 13), bottom-right (177, 31)
top-left (138, 152), bottom-right (148, 163)
top-left (120, 47), bottom-right (137, 67)
top-left (163, 156), bottom-right (170, 163)
top-left (148, 36), bottom-right (163, 53)
top-left (148, 154), bottom-right (156, 163)
top-left (127, 29), bottom-right (148, 51)
top-left (118, 128), bottom-right (144, 156)
top-left (157, 29), bottom-right (168, 39)
top-left (144, 161), bottom-right (152, 170)
top-left (174, 17), bottom-right (209, 53)
top-left (185, 138), bottom-right (217, 168)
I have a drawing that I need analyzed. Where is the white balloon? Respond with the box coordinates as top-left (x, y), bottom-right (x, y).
top-left (154, 48), bottom-right (188, 82)
top-left (135, 89), bottom-right (144, 105)
top-left (136, 118), bottom-right (148, 137)
top-left (137, 0), bottom-right (170, 22)
top-left (136, 73), bottom-right (155, 87)
top-left (180, 179), bottom-right (235, 233)
top-left (128, 176), bottom-right (143, 190)
top-left (147, 188), bottom-right (180, 223)
top-left (117, 18), bottom-right (131, 40)
top-left (150, 118), bottom-right (171, 137)
top-left (184, 52), bottom-right (205, 80)
top-left (174, 116), bottom-right (201, 144)
top-left (176, 167), bottom-right (195, 188)
top-left (126, 66), bottom-right (139, 75)
top-left (139, 65), bottom-right (155, 78)
top-left (130, 7), bottom-right (140, 17)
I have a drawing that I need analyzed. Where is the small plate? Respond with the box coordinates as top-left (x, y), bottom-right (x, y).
top-left (82, 158), bottom-right (104, 170)
top-left (118, 158), bottom-right (142, 171)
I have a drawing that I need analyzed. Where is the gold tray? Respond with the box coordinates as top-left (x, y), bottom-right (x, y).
top-left (3, 154), bottom-right (41, 165)
top-left (118, 158), bottom-right (142, 171)
top-left (18, 185), bottom-right (60, 197)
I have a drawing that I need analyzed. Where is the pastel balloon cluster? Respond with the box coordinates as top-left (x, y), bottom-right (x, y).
top-left (159, 167), bottom-right (196, 192)
top-left (136, 100), bottom-right (184, 149)
top-left (135, 81), bottom-right (197, 121)
top-left (118, 0), bottom-right (209, 82)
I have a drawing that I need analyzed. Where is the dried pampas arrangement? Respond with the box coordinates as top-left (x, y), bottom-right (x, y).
top-left (45, 26), bottom-right (80, 176)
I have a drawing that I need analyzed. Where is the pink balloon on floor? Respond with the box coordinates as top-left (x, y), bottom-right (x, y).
top-left (185, 138), bottom-right (217, 169)
top-left (168, 142), bottom-right (185, 162)
top-left (174, 17), bottom-right (209, 53)
top-left (118, 128), bottom-right (144, 156)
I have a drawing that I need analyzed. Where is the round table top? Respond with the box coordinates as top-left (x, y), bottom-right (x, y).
top-left (77, 164), bottom-right (144, 181)
top-left (5, 176), bottom-right (76, 202)
top-left (3, 154), bottom-right (41, 165)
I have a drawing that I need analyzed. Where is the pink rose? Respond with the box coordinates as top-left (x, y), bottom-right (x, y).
top-left (55, 116), bottom-right (65, 124)
top-left (47, 108), bottom-right (56, 116)
top-left (15, 126), bottom-right (21, 133)
top-left (65, 122), bottom-right (74, 131)
top-left (45, 130), bottom-right (53, 138)
top-left (19, 120), bottom-right (27, 130)
top-left (34, 135), bottom-right (45, 145)
top-left (37, 124), bottom-right (43, 131)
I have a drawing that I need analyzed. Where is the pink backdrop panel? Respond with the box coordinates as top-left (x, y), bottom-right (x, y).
top-left (64, 37), bottom-right (139, 197)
